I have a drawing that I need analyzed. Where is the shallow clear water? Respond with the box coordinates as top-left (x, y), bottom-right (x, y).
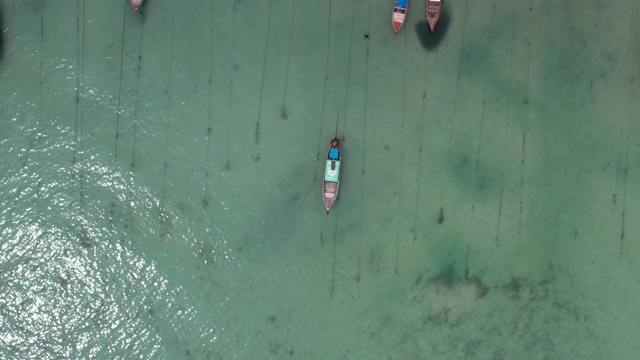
top-left (1, 0), bottom-right (639, 359)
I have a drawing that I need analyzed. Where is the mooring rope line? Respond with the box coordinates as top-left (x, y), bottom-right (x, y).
top-left (158, 3), bottom-right (177, 241)
top-left (329, 208), bottom-right (339, 299)
top-left (394, 28), bottom-right (408, 275)
top-left (355, 0), bottom-right (372, 296)
top-left (315, 0), bottom-right (332, 181)
top-left (74, 0), bottom-right (86, 218)
top-left (494, 0), bottom-right (517, 244)
top-left (113, 5), bottom-right (127, 165)
top-left (224, 2), bottom-right (236, 169)
top-left (465, 0), bottom-right (497, 280)
top-left (517, 0), bottom-right (533, 241)
top-left (203, 0), bottom-right (216, 205)
top-left (440, 0), bottom-right (470, 208)
top-left (330, 0), bottom-right (358, 298)
top-left (281, 0), bottom-right (296, 109)
top-left (25, 0), bottom-right (45, 169)
top-left (341, 0), bottom-right (357, 133)
top-left (413, 28), bottom-right (431, 243)
top-left (619, 0), bottom-right (639, 257)
top-left (126, 9), bottom-right (144, 249)
top-left (108, 3), bottom-right (128, 233)
top-left (253, 0), bottom-right (274, 146)
top-left (319, 2), bottom-right (334, 301)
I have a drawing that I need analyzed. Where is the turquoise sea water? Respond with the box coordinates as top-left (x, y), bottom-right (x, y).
top-left (1, 0), bottom-right (639, 359)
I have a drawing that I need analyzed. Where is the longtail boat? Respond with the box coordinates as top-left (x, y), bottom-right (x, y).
top-left (426, 0), bottom-right (442, 32)
top-left (130, 0), bottom-right (143, 13)
top-left (392, 0), bottom-right (409, 35)
top-left (322, 137), bottom-right (341, 214)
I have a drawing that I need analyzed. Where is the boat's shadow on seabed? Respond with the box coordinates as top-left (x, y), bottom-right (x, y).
top-left (415, 9), bottom-right (450, 51)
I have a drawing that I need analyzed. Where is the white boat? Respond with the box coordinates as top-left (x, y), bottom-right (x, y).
top-left (392, 0), bottom-right (409, 35)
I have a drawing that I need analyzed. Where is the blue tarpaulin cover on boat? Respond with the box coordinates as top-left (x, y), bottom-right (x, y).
top-left (329, 148), bottom-right (339, 159)
top-left (397, 0), bottom-right (408, 7)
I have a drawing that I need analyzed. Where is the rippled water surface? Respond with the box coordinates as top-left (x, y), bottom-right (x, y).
top-left (1, 0), bottom-right (640, 359)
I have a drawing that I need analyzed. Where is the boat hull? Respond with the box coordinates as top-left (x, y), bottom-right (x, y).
top-left (323, 182), bottom-right (339, 214)
top-left (322, 137), bottom-right (341, 214)
top-left (392, 0), bottom-right (409, 35)
top-left (130, 0), bottom-right (143, 13)
top-left (426, 0), bottom-right (441, 32)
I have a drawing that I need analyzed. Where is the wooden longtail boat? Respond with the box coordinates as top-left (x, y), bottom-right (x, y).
top-left (130, 0), bottom-right (143, 14)
top-left (392, 0), bottom-right (409, 35)
top-left (322, 137), bottom-right (341, 214)
top-left (426, 0), bottom-right (442, 32)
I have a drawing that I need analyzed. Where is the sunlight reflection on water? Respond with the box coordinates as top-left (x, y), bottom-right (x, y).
top-left (0, 119), bottom-right (234, 358)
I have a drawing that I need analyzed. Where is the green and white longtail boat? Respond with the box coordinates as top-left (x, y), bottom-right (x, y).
top-left (322, 137), bottom-right (341, 214)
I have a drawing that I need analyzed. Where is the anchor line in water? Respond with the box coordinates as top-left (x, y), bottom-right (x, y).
top-left (254, 0), bottom-right (274, 146)
top-left (329, 212), bottom-right (339, 299)
top-left (203, 0), bottom-right (216, 201)
top-left (495, 0), bottom-right (518, 243)
top-left (126, 11), bottom-right (144, 248)
top-left (342, 0), bottom-right (357, 135)
top-left (315, 0), bottom-right (332, 181)
top-left (619, 0), bottom-right (639, 257)
top-left (159, 5), bottom-right (177, 239)
top-left (281, 0), bottom-right (296, 113)
top-left (518, 0), bottom-right (534, 241)
top-left (465, 0), bottom-right (497, 281)
top-left (109, 5), bottom-right (127, 229)
top-left (394, 26), bottom-right (407, 275)
top-left (26, 0), bottom-right (45, 168)
top-left (225, 1), bottom-right (235, 169)
top-left (340, 110), bottom-right (347, 142)
top-left (114, 5), bottom-right (127, 164)
top-left (355, 0), bottom-right (372, 295)
top-left (441, 0), bottom-right (470, 208)
top-left (412, 30), bottom-right (431, 242)
top-left (74, 0), bottom-right (86, 218)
